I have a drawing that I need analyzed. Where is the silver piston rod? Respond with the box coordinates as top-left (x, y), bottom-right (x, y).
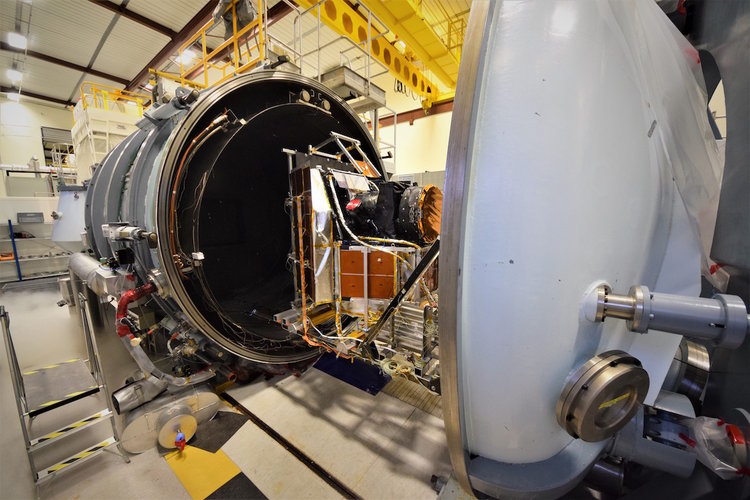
top-left (591, 285), bottom-right (749, 349)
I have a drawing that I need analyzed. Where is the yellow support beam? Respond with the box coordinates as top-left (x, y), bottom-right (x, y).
top-left (359, 0), bottom-right (460, 90)
top-left (296, 0), bottom-right (439, 105)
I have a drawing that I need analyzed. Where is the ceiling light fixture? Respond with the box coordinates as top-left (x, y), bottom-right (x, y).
top-left (7, 32), bottom-right (28, 50)
top-left (177, 50), bottom-right (196, 65)
top-left (7, 68), bottom-right (23, 83)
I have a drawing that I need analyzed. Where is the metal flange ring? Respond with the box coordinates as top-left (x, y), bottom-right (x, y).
top-left (556, 350), bottom-right (649, 442)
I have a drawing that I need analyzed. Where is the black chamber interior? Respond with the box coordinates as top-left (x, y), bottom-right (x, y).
top-left (173, 80), bottom-right (381, 348)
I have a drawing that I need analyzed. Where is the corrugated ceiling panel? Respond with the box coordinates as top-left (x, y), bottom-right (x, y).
top-left (0, 1), bottom-right (15, 34)
top-left (91, 16), bottom-right (169, 80)
top-left (0, 51), bottom-right (83, 101)
top-left (82, 72), bottom-right (128, 92)
top-left (125, 0), bottom-right (210, 32)
top-left (23, 0), bottom-right (115, 67)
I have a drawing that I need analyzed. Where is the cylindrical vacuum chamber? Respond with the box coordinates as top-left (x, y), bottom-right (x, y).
top-left (84, 71), bottom-right (384, 364)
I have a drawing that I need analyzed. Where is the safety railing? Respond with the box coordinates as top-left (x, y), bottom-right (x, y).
top-left (154, 0), bottom-right (269, 90)
top-left (73, 82), bottom-right (149, 123)
top-left (294, 0), bottom-right (391, 84)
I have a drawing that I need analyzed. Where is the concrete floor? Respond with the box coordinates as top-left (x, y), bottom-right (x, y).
top-left (0, 282), bottom-right (451, 499)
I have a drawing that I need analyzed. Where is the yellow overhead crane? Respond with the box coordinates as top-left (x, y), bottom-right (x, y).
top-left (359, 0), bottom-right (460, 90)
top-left (294, 0), bottom-right (446, 107)
top-left (150, 0), bottom-right (460, 108)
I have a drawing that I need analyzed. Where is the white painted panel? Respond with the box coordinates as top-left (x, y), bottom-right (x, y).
top-left (455, 0), bottom-right (706, 466)
top-left (0, 100), bottom-right (74, 167)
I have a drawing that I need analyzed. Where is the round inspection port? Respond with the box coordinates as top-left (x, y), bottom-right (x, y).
top-left (556, 350), bottom-right (649, 442)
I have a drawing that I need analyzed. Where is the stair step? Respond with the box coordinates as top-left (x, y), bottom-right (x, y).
top-left (22, 359), bottom-right (100, 417)
top-left (29, 409), bottom-right (112, 451)
top-left (36, 437), bottom-right (116, 481)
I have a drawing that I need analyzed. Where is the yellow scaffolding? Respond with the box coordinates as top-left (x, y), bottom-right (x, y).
top-left (295, 0), bottom-right (440, 106)
top-left (73, 82), bottom-right (150, 123)
top-left (355, 0), bottom-right (460, 90)
top-left (154, 0), bottom-right (267, 90)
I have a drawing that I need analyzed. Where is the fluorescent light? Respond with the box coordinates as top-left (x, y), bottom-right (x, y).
top-left (7, 92), bottom-right (20, 102)
top-left (177, 50), bottom-right (196, 64)
top-left (7, 32), bottom-right (27, 50)
top-left (144, 82), bottom-right (153, 91)
top-left (6, 69), bottom-right (23, 83)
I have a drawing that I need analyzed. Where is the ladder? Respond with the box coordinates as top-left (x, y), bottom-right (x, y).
top-left (1, 292), bottom-right (129, 497)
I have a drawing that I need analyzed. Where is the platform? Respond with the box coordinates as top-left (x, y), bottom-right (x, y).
top-left (22, 358), bottom-right (100, 417)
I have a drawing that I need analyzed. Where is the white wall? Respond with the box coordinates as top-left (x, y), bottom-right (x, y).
top-left (383, 110), bottom-right (452, 176)
top-left (708, 81), bottom-right (726, 138)
top-left (0, 98), bottom-right (72, 167)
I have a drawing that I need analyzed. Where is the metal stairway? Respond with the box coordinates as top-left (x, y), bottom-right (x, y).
top-left (1, 293), bottom-right (129, 496)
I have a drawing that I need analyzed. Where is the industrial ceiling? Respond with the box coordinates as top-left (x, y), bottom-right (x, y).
top-left (1, 0), bottom-right (468, 110)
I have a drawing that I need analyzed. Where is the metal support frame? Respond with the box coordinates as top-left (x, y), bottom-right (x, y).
top-left (0, 294), bottom-right (129, 496)
top-left (310, 131), bottom-right (379, 177)
top-left (362, 239), bottom-right (440, 346)
top-left (293, 0), bottom-right (439, 105)
top-left (289, 2), bottom-right (403, 164)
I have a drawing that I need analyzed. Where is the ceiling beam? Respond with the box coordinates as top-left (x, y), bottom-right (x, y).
top-left (125, 0), bottom-right (216, 91)
top-left (0, 42), bottom-right (129, 86)
top-left (1, 86), bottom-right (75, 107)
top-left (87, 0), bottom-right (177, 39)
top-left (369, 98), bottom-right (454, 128)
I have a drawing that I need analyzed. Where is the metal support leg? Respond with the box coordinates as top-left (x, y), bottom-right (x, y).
top-left (1, 307), bottom-right (39, 480)
top-left (78, 293), bottom-right (130, 464)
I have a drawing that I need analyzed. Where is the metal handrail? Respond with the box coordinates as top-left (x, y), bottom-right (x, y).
top-left (74, 81), bottom-right (149, 121)
top-left (153, 0), bottom-right (268, 90)
top-left (293, 0), bottom-right (390, 84)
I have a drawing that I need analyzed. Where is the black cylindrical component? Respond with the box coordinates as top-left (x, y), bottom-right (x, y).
top-left (584, 459), bottom-right (625, 496)
top-left (396, 184), bottom-right (443, 244)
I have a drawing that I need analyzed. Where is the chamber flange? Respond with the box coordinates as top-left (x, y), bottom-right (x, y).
top-left (557, 350), bottom-right (649, 442)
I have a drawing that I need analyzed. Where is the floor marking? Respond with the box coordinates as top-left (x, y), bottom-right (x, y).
top-left (165, 446), bottom-right (241, 500)
top-left (221, 392), bottom-right (362, 500)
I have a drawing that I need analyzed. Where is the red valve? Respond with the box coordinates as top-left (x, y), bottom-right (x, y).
top-left (346, 198), bottom-right (361, 211)
top-left (175, 430), bottom-right (186, 452)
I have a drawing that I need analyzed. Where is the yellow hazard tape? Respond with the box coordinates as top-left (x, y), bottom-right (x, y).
top-left (37, 412), bottom-right (107, 443)
top-left (23, 359), bottom-right (80, 375)
top-left (39, 399), bottom-right (61, 408)
top-left (599, 392), bottom-right (630, 410)
top-left (46, 440), bottom-right (110, 473)
top-left (38, 386), bottom-right (98, 409)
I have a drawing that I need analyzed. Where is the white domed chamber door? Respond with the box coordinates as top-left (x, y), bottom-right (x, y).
top-left (440, 0), bottom-right (723, 497)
